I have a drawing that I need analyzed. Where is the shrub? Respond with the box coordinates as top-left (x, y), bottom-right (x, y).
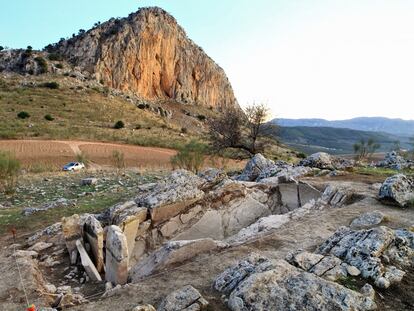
top-left (44, 114), bottom-right (54, 121)
top-left (135, 124), bottom-right (142, 130)
top-left (296, 152), bottom-right (307, 159)
top-left (76, 151), bottom-right (89, 167)
top-left (112, 150), bottom-right (125, 173)
top-left (161, 124), bottom-right (168, 129)
top-left (171, 140), bottom-right (207, 173)
top-left (197, 114), bottom-right (206, 121)
top-left (17, 111), bottom-right (30, 119)
top-left (0, 46), bottom-right (4, 51)
top-left (48, 52), bottom-right (64, 61)
top-left (0, 152), bottom-right (20, 195)
top-left (41, 81), bottom-right (60, 89)
top-left (34, 56), bottom-right (48, 73)
top-left (181, 127), bottom-right (188, 134)
top-left (55, 63), bottom-right (63, 69)
top-left (113, 120), bottom-right (125, 129)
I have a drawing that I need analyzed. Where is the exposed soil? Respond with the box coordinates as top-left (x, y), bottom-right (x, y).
top-left (0, 139), bottom-right (177, 169)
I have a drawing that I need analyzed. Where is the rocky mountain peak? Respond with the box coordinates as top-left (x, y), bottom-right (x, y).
top-left (50, 6), bottom-right (238, 109)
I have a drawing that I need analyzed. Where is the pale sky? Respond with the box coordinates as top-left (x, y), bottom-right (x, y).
top-left (1, 0), bottom-right (414, 120)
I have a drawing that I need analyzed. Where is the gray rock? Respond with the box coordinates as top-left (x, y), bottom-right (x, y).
top-left (81, 178), bottom-right (98, 186)
top-left (376, 151), bottom-right (413, 170)
top-left (350, 211), bottom-right (385, 229)
top-left (379, 174), bottom-right (414, 207)
top-left (75, 239), bottom-right (102, 282)
top-left (300, 152), bottom-right (354, 170)
top-left (236, 153), bottom-right (275, 181)
top-left (28, 241), bottom-right (53, 252)
top-left (83, 215), bottom-right (104, 272)
top-left (158, 285), bottom-right (208, 311)
top-left (135, 170), bottom-right (205, 224)
top-left (215, 256), bottom-right (376, 311)
top-left (317, 226), bottom-right (414, 288)
top-left (106, 225), bottom-right (129, 285)
top-left (130, 239), bottom-right (225, 282)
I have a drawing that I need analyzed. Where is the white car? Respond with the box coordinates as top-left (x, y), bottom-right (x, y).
top-left (63, 162), bottom-right (85, 171)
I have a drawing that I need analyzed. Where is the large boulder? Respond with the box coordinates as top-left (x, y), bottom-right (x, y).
top-left (214, 254), bottom-right (376, 311)
top-left (300, 152), bottom-right (354, 170)
top-left (350, 211), bottom-right (385, 229)
top-left (135, 170), bottom-right (205, 224)
top-left (158, 285), bottom-right (209, 311)
top-left (379, 174), bottom-right (414, 207)
top-left (236, 154), bottom-right (275, 181)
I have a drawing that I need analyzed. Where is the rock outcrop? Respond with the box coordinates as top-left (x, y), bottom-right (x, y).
top-left (376, 151), bottom-right (413, 170)
top-left (317, 226), bottom-right (414, 288)
top-left (214, 253), bottom-right (376, 311)
top-left (299, 152), bottom-right (354, 170)
top-left (50, 7), bottom-right (237, 110)
top-left (379, 174), bottom-right (414, 207)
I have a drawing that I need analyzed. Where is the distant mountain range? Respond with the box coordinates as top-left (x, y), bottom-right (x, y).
top-left (274, 117), bottom-right (414, 137)
top-left (269, 117), bottom-right (413, 155)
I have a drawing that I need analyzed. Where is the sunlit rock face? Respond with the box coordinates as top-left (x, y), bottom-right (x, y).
top-left (55, 7), bottom-right (238, 110)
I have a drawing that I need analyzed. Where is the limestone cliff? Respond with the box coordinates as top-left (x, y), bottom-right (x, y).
top-left (53, 7), bottom-right (238, 110)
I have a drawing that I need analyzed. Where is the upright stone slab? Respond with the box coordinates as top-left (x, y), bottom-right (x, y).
top-left (106, 225), bottom-right (129, 285)
top-left (83, 215), bottom-right (104, 272)
top-left (298, 182), bottom-right (321, 205)
top-left (278, 183), bottom-right (300, 211)
top-left (75, 239), bottom-right (102, 282)
top-left (113, 205), bottom-right (148, 259)
top-left (62, 214), bottom-right (82, 264)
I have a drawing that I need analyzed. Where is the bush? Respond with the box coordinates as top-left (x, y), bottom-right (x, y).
top-left (48, 52), bottom-right (64, 61)
top-left (34, 56), bottom-right (48, 73)
top-left (170, 140), bottom-right (207, 173)
top-left (44, 114), bottom-right (54, 121)
top-left (76, 151), bottom-right (89, 167)
top-left (113, 120), bottom-right (125, 129)
top-left (197, 114), bottom-right (206, 121)
top-left (112, 150), bottom-right (125, 173)
top-left (17, 111), bottom-right (30, 119)
top-left (0, 46), bottom-right (4, 51)
top-left (296, 152), bottom-right (307, 159)
top-left (55, 63), bottom-right (63, 69)
top-left (137, 103), bottom-right (146, 109)
top-left (0, 152), bottom-right (20, 194)
top-left (181, 127), bottom-right (188, 134)
top-left (41, 81), bottom-right (59, 89)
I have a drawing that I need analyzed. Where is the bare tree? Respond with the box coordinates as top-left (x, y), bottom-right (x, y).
top-left (353, 138), bottom-right (381, 162)
top-left (208, 103), bottom-right (273, 156)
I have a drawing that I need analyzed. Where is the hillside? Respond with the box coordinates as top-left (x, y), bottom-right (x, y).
top-left (0, 7), bottom-right (238, 111)
top-left (275, 117), bottom-right (414, 137)
top-left (276, 126), bottom-right (410, 155)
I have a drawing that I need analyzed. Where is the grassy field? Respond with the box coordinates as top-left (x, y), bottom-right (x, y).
top-left (0, 170), bottom-right (163, 234)
top-left (0, 74), bottom-right (209, 150)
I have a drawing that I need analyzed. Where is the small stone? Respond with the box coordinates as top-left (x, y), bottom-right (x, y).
top-left (360, 283), bottom-right (375, 299)
top-left (347, 265), bottom-right (361, 276)
top-left (132, 305), bottom-right (156, 311)
top-left (45, 283), bottom-right (57, 294)
top-left (28, 241), bottom-right (53, 252)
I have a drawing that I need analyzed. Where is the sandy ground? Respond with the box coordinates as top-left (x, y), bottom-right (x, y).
top-left (0, 139), bottom-right (177, 169)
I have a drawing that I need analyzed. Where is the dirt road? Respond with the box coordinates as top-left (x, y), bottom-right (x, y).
top-left (0, 140), bottom-right (177, 169)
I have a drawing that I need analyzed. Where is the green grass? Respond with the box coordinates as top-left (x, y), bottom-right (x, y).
top-left (0, 194), bottom-right (122, 234)
top-left (354, 166), bottom-right (414, 177)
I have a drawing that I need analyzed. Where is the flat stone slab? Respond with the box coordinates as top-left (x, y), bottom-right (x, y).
top-left (76, 239), bottom-right (102, 282)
